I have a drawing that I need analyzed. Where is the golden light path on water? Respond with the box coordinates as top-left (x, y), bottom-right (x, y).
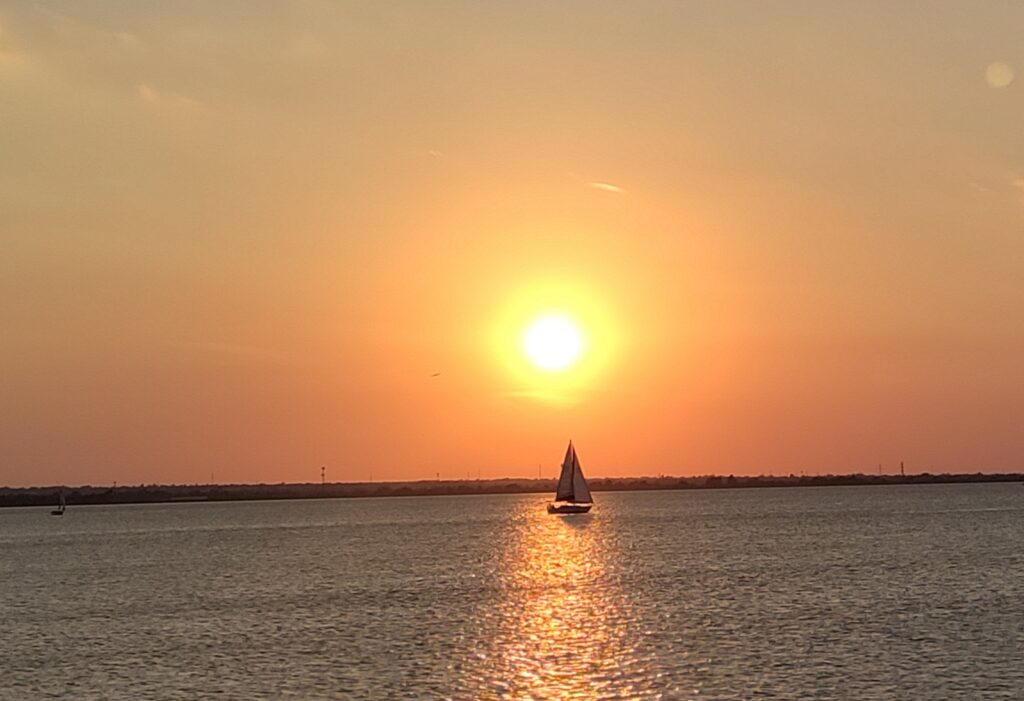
top-left (458, 501), bottom-right (676, 699)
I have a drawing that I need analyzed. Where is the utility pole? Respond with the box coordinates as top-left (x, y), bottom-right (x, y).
top-left (900, 461), bottom-right (905, 477)
top-left (321, 465), bottom-right (326, 493)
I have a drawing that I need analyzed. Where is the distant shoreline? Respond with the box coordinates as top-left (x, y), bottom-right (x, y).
top-left (2, 472), bottom-right (1022, 508)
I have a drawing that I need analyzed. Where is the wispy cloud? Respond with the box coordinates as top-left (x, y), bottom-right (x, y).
top-left (1010, 176), bottom-right (1024, 203)
top-left (137, 82), bottom-right (159, 102)
top-left (588, 181), bottom-right (624, 194)
top-left (114, 30), bottom-right (141, 48)
top-left (137, 81), bottom-right (199, 108)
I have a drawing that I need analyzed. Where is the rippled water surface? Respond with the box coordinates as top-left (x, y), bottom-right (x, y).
top-left (3, 484), bottom-right (1024, 699)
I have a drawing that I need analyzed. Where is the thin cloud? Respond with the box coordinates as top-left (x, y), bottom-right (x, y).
top-left (588, 181), bottom-right (624, 194)
top-left (137, 82), bottom-right (159, 102)
top-left (137, 81), bottom-right (199, 108)
top-left (1010, 176), bottom-right (1024, 203)
top-left (114, 31), bottom-right (141, 48)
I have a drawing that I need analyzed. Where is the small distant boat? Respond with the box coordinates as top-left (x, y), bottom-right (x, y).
top-left (50, 490), bottom-right (66, 517)
top-left (547, 441), bottom-right (593, 514)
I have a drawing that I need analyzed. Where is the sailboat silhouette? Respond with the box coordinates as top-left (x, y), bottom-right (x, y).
top-left (51, 490), bottom-right (66, 517)
top-left (547, 441), bottom-right (593, 514)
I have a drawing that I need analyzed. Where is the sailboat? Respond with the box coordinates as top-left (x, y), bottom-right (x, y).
top-left (547, 441), bottom-right (593, 514)
top-left (50, 490), bottom-right (66, 517)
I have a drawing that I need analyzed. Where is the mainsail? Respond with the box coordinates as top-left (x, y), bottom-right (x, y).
top-left (555, 443), bottom-right (575, 500)
top-left (554, 441), bottom-right (592, 503)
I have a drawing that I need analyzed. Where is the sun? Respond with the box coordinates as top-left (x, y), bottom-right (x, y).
top-left (491, 279), bottom-right (617, 402)
top-left (522, 314), bottom-right (585, 371)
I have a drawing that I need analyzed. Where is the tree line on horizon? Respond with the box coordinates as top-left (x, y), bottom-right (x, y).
top-left (1, 471), bottom-right (1021, 508)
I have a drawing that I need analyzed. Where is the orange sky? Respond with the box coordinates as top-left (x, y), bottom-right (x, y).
top-left (2, 2), bottom-right (1024, 486)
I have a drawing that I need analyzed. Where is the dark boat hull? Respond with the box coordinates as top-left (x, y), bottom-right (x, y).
top-left (547, 502), bottom-right (592, 514)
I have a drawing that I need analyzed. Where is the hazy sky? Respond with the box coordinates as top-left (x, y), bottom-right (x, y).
top-left (3, 1), bottom-right (1023, 486)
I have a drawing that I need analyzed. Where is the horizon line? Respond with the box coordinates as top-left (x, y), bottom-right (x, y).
top-left (3, 470), bottom-right (1021, 492)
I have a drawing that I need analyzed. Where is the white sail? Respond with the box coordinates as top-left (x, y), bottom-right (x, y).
top-left (570, 450), bottom-right (592, 503)
top-left (553, 442), bottom-right (592, 503)
top-left (555, 442), bottom-right (576, 501)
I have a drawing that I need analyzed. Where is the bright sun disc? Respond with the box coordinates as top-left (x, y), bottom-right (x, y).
top-left (522, 315), bottom-right (584, 371)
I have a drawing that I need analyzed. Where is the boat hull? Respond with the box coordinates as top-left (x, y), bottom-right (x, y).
top-left (547, 502), bottom-right (592, 514)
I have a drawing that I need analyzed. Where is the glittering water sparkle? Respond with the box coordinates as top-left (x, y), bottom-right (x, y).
top-left (2, 484), bottom-right (1023, 699)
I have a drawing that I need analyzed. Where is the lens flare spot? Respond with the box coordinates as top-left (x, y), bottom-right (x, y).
top-left (986, 62), bottom-right (1015, 88)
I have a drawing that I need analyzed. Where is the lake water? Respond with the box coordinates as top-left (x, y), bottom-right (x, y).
top-left (2, 484), bottom-right (1023, 699)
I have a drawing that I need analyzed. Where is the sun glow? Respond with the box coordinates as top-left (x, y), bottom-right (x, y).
top-left (522, 314), bottom-right (585, 371)
top-left (491, 278), bottom-right (619, 404)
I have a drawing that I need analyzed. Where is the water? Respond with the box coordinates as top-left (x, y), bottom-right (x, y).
top-left (2, 484), bottom-right (1023, 699)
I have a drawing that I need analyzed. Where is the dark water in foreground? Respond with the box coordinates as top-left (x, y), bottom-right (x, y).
top-left (2, 484), bottom-right (1023, 700)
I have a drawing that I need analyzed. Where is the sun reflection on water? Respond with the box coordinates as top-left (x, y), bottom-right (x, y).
top-left (462, 500), bottom-right (647, 699)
